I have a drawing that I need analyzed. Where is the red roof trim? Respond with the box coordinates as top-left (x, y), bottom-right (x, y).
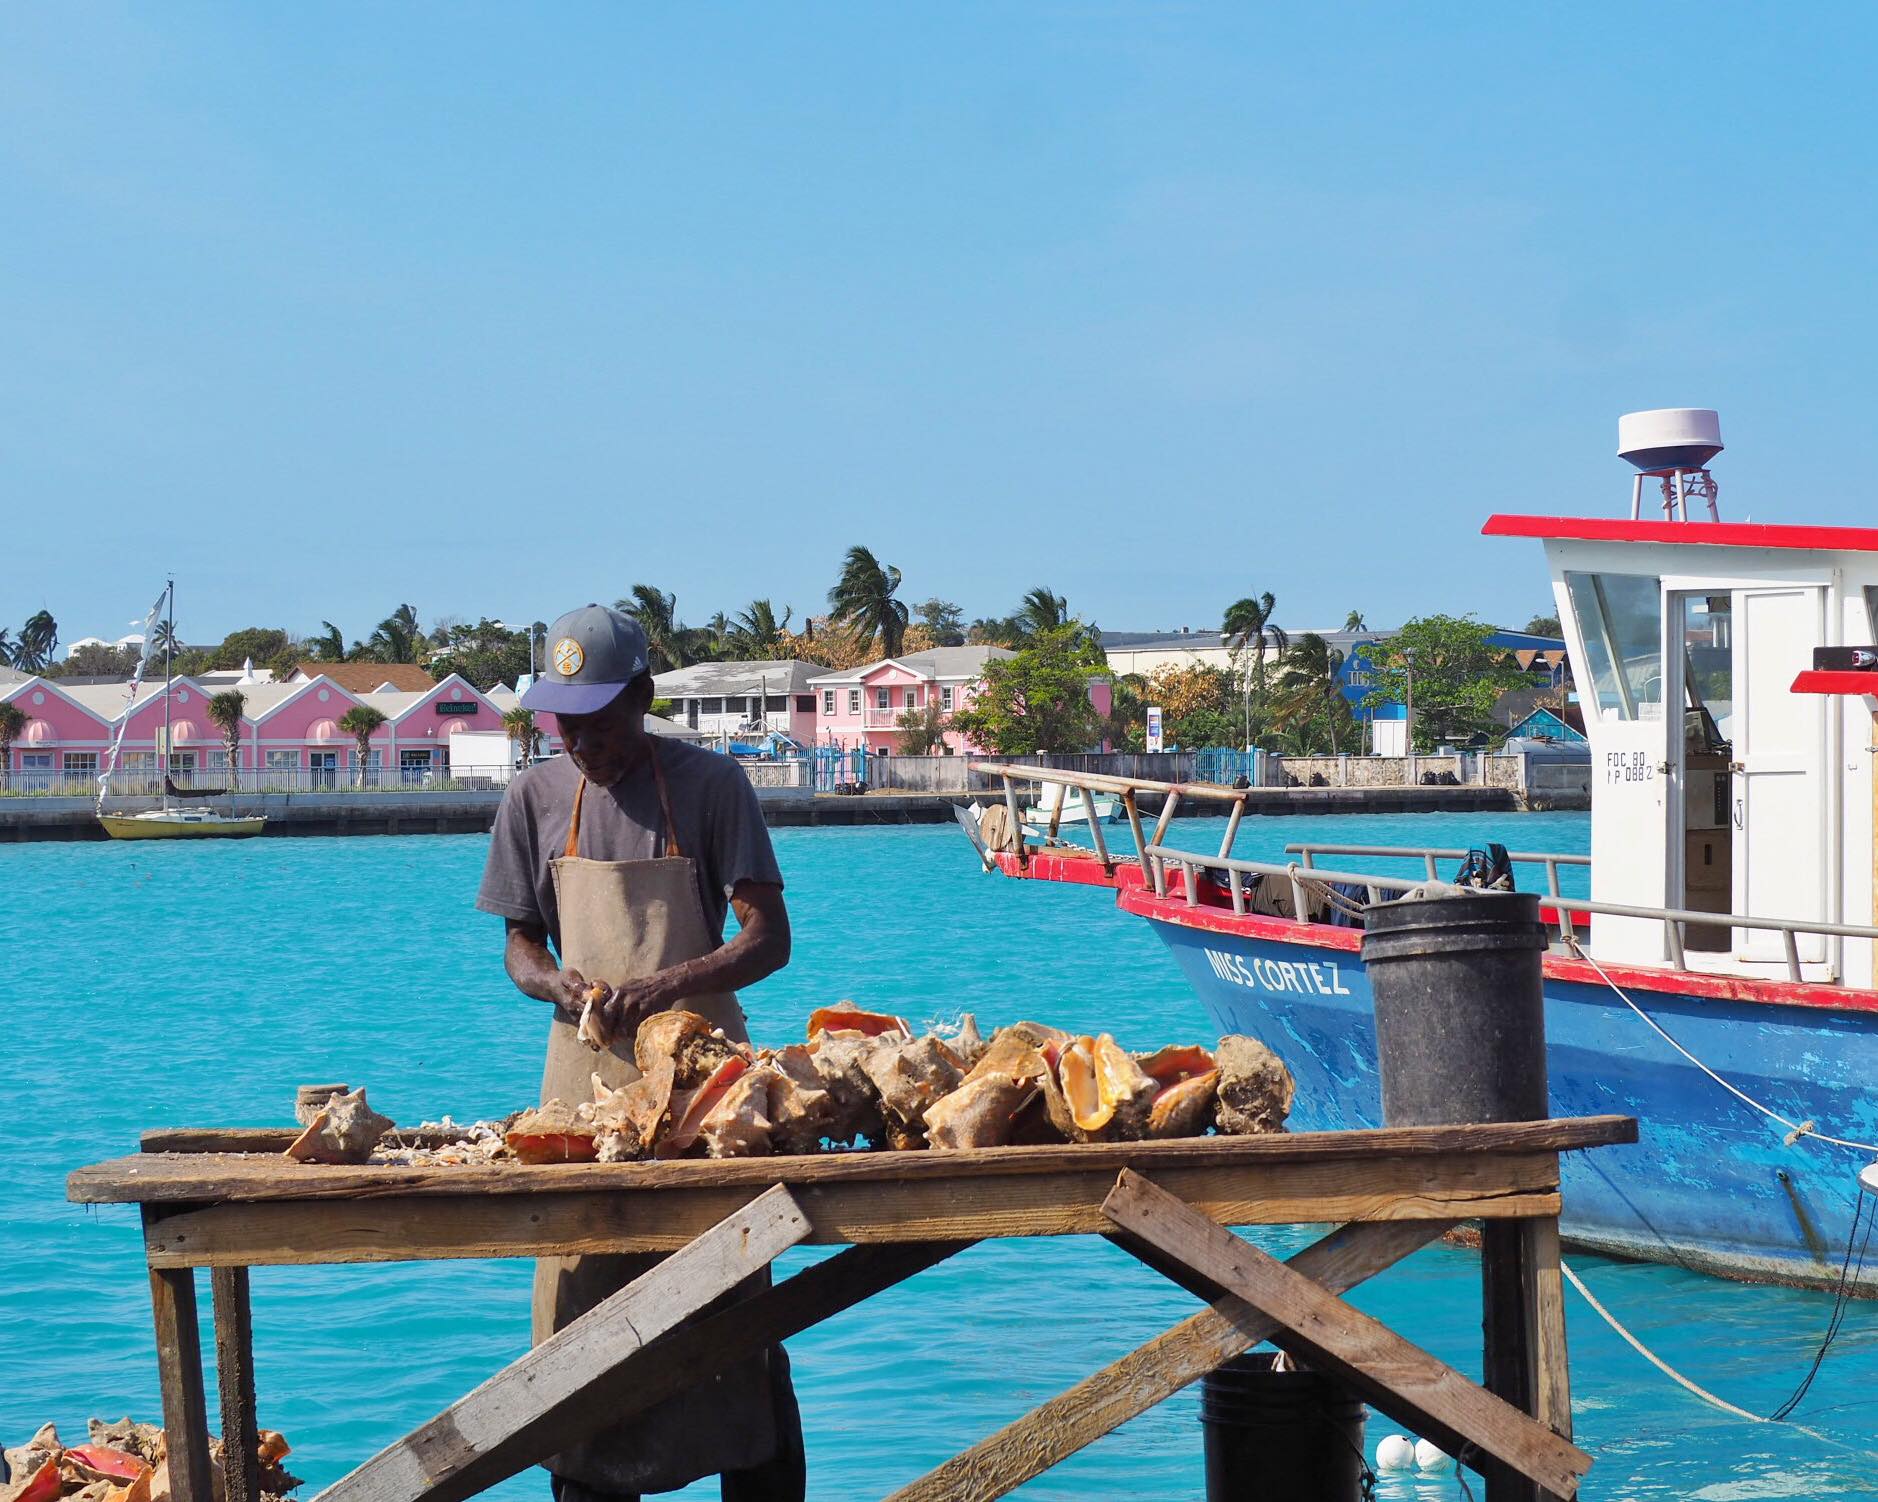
top-left (1792, 670), bottom-right (1878, 698)
top-left (1482, 514), bottom-right (1878, 554)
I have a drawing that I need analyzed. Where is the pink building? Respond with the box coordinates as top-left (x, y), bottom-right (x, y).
top-left (807, 646), bottom-right (1113, 757)
top-left (0, 671), bottom-right (545, 788)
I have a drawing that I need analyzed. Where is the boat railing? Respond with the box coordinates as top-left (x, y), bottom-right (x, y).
top-left (1286, 842), bottom-right (1591, 898)
top-left (970, 762), bottom-right (1878, 984)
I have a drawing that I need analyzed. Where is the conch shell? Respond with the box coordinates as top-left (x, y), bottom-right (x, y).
top-left (63, 1449), bottom-right (145, 1485)
top-left (697, 1068), bottom-right (775, 1158)
top-left (924, 1066), bottom-right (1037, 1149)
top-left (1137, 1044), bottom-right (1222, 1138)
top-left (1041, 1035), bottom-right (1156, 1142)
top-left (5, 1458), bottom-right (61, 1502)
top-left (635, 1009), bottom-right (744, 1086)
top-left (590, 1064), bottom-right (677, 1162)
top-left (858, 1034), bottom-right (965, 1149)
top-left (658, 1056), bottom-right (752, 1157)
top-left (762, 1044), bottom-right (839, 1153)
top-left (808, 1003), bottom-right (911, 1040)
top-left (1214, 1034), bottom-right (1296, 1135)
top-left (576, 982), bottom-right (611, 1049)
top-left (505, 1097), bottom-right (599, 1163)
top-left (285, 1088), bottom-right (394, 1165)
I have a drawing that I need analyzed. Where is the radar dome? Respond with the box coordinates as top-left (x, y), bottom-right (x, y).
top-left (1618, 409), bottom-right (1723, 473)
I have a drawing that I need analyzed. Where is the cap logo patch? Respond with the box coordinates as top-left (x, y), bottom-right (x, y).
top-left (552, 638), bottom-right (585, 677)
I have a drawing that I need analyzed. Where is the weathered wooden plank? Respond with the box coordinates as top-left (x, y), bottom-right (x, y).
top-left (72, 1115), bottom-right (1638, 1204)
top-left (316, 1185), bottom-right (813, 1502)
top-left (140, 1156), bottom-right (1560, 1267)
top-left (148, 1262), bottom-right (215, 1502)
top-left (885, 1217), bottom-right (1453, 1502)
top-left (210, 1267), bottom-right (261, 1502)
top-left (1483, 1216), bottom-right (1573, 1502)
top-left (1526, 1217), bottom-right (1571, 1443)
top-left (1104, 1170), bottom-right (1590, 1499)
top-left (142, 1127), bottom-right (469, 1155)
top-left (334, 1238), bottom-right (967, 1502)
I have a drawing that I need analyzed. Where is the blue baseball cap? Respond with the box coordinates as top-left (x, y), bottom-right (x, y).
top-left (520, 604), bottom-right (651, 714)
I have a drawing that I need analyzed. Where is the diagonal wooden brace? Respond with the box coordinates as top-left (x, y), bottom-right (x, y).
top-left (315, 1184), bottom-right (813, 1502)
top-left (1103, 1169), bottom-right (1592, 1499)
top-left (883, 1213), bottom-right (1455, 1502)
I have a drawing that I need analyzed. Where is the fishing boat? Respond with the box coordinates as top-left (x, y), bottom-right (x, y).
top-left (97, 580), bottom-right (265, 841)
top-left (1019, 777), bottom-right (1123, 834)
top-left (963, 409), bottom-right (1878, 1293)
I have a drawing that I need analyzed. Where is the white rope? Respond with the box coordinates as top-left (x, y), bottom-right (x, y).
top-left (1561, 1256), bottom-right (1878, 1461)
top-left (1568, 941), bottom-right (1878, 1155)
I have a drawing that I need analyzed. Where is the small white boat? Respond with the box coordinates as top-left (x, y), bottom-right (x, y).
top-left (1020, 780), bottom-right (1123, 833)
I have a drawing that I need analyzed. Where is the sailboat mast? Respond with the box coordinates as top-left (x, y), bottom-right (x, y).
top-left (162, 578), bottom-right (175, 810)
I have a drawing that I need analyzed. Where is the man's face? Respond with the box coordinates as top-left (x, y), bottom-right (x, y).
top-left (554, 682), bottom-right (645, 786)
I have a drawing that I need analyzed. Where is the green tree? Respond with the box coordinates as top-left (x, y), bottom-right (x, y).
top-left (336, 704), bottom-right (388, 787)
top-left (617, 585), bottom-right (710, 673)
top-left (827, 546), bottom-right (909, 658)
top-left (1361, 614), bottom-right (1530, 750)
top-left (895, 700), bottom-right (950, 755)
top-left (0, 627), bottom-right (11, 664)
top-left (1102, 671), bottom-right (1150, 752)
top-left (1344, 609), bottom-right (1368, 633)
top-left (147, 618), bottom-right (179, 661)
top-left (207, 627), bottom-right (300, 674)
top-left (1144, 663), bottom-right (1239, 749)
top-left (49, 642), bottom-right (141, 679)
top-left (0, 701), bottom-right (25, 790)
top-left (1221, 592), bottom-right (1289, 746)
top-left (950, 625), bottom-right (1105, 754)
top-left (966, 614), bottom-right (1022, 648)
top-left (428, 619), bottom-right (534, 690)
top-left (1271, 633), bottom-right (1353, 754)
top-left (207, 690), bottom-right (247, 790)
top-left (913, 598), bottom-right (966, 647)
top-left (14, 610), bottom-right (59, 671)
top-left (313, 622), bottom-right (349, 662)
top-left (501, 705), bottom-right (541, 763)
top-left (727, 600), bottom-right (794, 659)
top-left (366, 604), bottom-right (423, 663)
top-left (1523, 612), bottom-right (1562, 636)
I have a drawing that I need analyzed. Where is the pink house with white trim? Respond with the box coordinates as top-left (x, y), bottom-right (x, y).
top-left (806, 646), bottom-right (1113, 757)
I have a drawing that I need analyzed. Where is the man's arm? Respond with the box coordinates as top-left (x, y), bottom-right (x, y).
top-left (504, 919), bottom-right (608, 1021)
top-left (598, 878), bottom-right (791, 1039)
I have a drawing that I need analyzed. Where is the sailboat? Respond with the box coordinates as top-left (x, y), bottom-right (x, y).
top-left (97, 579), bottom-right (265, 840)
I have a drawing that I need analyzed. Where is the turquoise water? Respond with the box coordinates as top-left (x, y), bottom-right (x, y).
top-left (5, 810), bottom-right (1878, 1500)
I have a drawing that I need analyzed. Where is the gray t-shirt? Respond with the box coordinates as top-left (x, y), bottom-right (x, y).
top-left (476, 742), bottom-right (783, 952)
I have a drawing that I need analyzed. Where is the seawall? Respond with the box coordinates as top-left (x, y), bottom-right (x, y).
top-left (0, 784), bottom-right (1518, 842)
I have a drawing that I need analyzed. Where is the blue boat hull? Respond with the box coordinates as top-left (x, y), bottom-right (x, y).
top-left (1152, 917), bottom-right (1878, 1290)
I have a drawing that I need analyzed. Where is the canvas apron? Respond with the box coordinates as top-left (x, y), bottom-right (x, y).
top-left (533, 746), bottom-right (778, 1494)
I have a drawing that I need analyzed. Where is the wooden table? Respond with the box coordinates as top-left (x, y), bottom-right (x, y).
top-left (68, 1114), bottom-right (1636, 1502)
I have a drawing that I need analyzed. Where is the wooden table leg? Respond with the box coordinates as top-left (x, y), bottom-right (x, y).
top-left (149, 1264), bottom-right (215, 1502)
top-left (212, 1266), bottom-right (262, 1502)
top-left (1481, 1216), bottom-right (1574, 1502)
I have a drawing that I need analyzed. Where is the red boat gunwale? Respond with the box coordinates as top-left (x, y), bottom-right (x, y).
top-left (991, 848), bottom-right (1878, 1016)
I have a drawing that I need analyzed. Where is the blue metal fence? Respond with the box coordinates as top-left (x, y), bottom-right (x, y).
top-left (1191, 748), bottom-right (1261, 786)
top-left (809, 745), bottom-right (870, 792)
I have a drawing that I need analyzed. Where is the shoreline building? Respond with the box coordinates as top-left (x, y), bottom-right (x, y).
top-left (808, 645), bottom-right (1112, 758)
top-left (652, 660), bottom-right (822, 743)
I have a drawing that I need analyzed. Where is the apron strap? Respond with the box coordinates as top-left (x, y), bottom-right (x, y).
top-left (561, 741), bottom-right (684, 860)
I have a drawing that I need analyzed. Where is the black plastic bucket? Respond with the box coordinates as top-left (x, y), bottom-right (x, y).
top-left (1199, 1352), bottom-right (1368, 1500)
top-left (1361, 889), bottom-right (1549, 1126)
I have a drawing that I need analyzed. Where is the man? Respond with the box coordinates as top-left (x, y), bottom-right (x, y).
top-left (477, 603), bottom-right (804, 1502)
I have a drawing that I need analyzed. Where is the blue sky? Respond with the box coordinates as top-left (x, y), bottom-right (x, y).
top-left (6, 3), bottom-right (1877, 647)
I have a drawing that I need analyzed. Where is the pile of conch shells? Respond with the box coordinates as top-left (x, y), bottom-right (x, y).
top-left (501, 1004), bottom-right (1296, 1163)
top-left (0, 1420), bottom-right (297, 1502)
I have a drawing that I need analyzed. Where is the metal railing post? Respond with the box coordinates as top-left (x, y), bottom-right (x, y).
top-left (1081, 784), bottom-right (1111, 869)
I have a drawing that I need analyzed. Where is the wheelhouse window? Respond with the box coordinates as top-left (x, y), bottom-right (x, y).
top-left (1564, 571), bottom-right (1663, 720)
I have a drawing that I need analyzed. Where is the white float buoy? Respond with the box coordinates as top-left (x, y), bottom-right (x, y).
top-left (1374, 1434), bottom-right (1416, 1471)
top-left (1414, 1438), bottom-right (1454, 1473)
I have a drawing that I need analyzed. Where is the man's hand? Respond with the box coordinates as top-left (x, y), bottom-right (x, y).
top-left (596, 977), bottom-right (670, 1047)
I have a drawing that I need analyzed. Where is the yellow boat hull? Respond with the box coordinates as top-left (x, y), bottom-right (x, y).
top-left (99, 813), bottom-right (267, 840)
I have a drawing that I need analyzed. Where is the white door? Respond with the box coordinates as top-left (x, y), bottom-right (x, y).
top-left (1732, 586), bottom-right (1827, 963)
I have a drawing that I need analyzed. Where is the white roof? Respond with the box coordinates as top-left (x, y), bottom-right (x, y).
top-left (806, 645), bottom-right (1015, 686)
top-left (655, 659), bottom-right (823, 698)
top-left (646, 713), bottom-right (705, 740)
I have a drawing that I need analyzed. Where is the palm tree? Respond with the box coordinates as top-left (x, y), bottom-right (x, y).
top-left (207, 690), bottom-right (247, 791)
top-left (1016, 587), bottom-right (1068, 637)
top-left (827, 546), bottom-right (908, 658)
top-left (617, 585), bottom-right (708, 674)
top-left (313, 622), bottom-right (349, 661)
top-left (1344, 609), bottom-right (1367, 633)
top-left (501, 705), bottom-right (541, 764)
top-left (0, 701), bottom-right (25, 790)
top-left (1273, 634), bottom-right (1350, 754)
top-left (1221, 592), bottom-right (1289, 747)
top-left (146, 618), bottom-right (179, 661)
top-left (336, 704), bottom-right (388, 788)
top-left (0, 627), bottom-right (12, 666)
top-left (368, 604), bottom-right (422, 663)
top-left (728, 600), bottom-right (793, 659)
top-left (14, 610), bottom-right (59, 672)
